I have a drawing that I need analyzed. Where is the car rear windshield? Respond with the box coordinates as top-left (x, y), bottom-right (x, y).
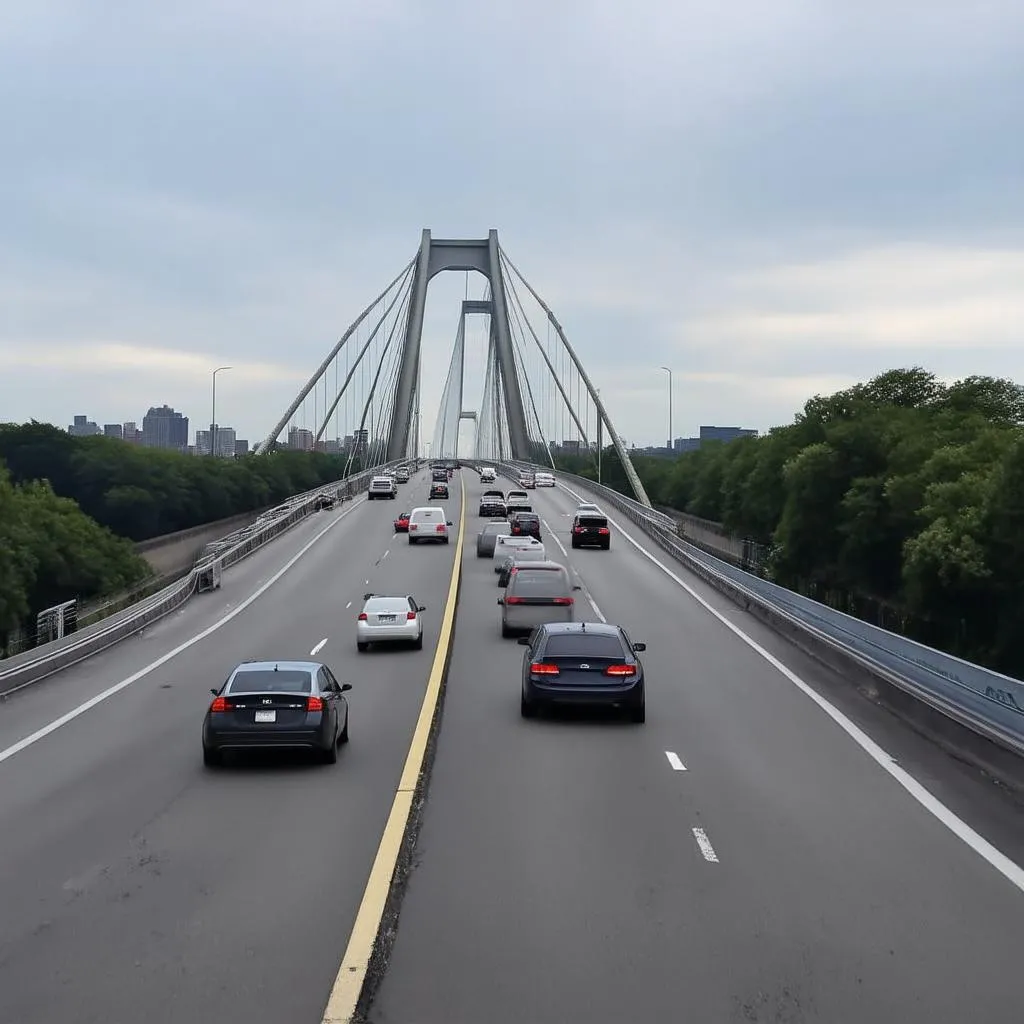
top-left (510, 572), bottom-right (570, 597)
top-left (366, 597), bottom-right (410, 613)
top-left (577, 516), bottom-right (608, 528)
top-left (514, 513), bottom-right (540, 523)
top-left (227, 670), bottom-right (313, 694)
top-left (543, 634), bottom-right (624, 658)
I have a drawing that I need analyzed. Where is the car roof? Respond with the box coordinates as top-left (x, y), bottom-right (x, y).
top-left (364, 593), bottom-right (413, 605)
top-left (234, 660), bottom-right (322, 673)
top-left (511, 559), bottom-right (564, 570)
top-left (538, 621), bottom-right (621, 637)
top-left (410, 506), bottom-right (444, 515)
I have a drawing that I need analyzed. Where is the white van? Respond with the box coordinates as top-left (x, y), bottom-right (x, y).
top-left (534, 472), bottom-right (555, 487)
top-left (408, 506), bottom-right (452, 545)
top-left (368, 475), bottom-right (397, 500)
top-left (480, 467), bottom-right (496, 483)
top-left (493, 534), bottom-right (545, 561)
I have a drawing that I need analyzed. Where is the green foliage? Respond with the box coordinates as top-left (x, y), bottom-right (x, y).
top-left (0, 464), bottom-right (150, 639)
top-left (0, 422), bottom-right (351, 542)
top-left (572, 368), bottom-right (1024, 676)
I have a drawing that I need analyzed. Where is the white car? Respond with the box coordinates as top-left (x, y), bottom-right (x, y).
top-left (357, 593), bottom-right (426, 651)
top-left (368, 475), bottom-right (397, 500)
top-left (408, 506), bottom-right (452, 544)
top-left (521, 474), bottom-right (536, 489)
top-left (534, 472), bottom-right (555, 487)
top-left (493, 534), bottom-right (545, 563)
top-left (480, 467), bottom-right (496, 482)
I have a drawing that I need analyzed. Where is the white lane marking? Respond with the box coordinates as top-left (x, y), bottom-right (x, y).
top-left (310, 637), bottom-right (328, 657)
top-left (586, 594), bottom-right (606, 622)
top-left (0, 499), bottom-right (365, 766)
top-left (666, 751), bottom-right (687, 771)
top-left (382, 549), bottom-right (390, 560)
top-left (692, 827), bottom-right (719, 863)
top-left (346, 600), bottom-right (352, 609)
top-left (365, 579), bottom-right (369, 585)
top-left (556, 482), bottom-right (1024, 894)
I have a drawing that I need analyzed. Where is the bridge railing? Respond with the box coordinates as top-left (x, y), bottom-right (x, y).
top-left (477, 459), bottom-right (1024, 757)
top-left (0, 459), bottom-right (415, 695)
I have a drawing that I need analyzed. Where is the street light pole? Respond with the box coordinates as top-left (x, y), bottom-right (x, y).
top-left (211, 366), bottom-right (232, 456)
top-left (659, 366), bottom-right (673, 452)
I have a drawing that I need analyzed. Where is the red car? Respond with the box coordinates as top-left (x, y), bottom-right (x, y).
top-left (394, 511), bottom-right (411, 533)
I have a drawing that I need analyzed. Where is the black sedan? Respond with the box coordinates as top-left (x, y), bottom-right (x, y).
top-left (518, 622), bottom-right (645, 722)
top-left (202, 660), bottom-right (351, 766)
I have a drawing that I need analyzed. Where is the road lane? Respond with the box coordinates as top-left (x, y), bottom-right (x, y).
top-left (0, 470), bottom-right (461, 1024)
top-left (370, 477), bottom-right (1024, 1024)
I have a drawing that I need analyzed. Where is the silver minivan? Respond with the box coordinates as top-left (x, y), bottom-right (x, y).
top-left (498, 562), bottom-right (579, 638)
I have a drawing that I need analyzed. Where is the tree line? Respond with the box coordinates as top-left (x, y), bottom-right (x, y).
top-left (556, 369), bottom-right (1024, 678)
top-left (0, 422), bottom-right (359, 645)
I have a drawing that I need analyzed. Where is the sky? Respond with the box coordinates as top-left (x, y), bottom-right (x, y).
top-left (2, 0), bottom-right (1023, 450)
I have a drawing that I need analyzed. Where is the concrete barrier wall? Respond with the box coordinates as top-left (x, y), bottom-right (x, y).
top-left (134, 508), bottom-right (271, 576)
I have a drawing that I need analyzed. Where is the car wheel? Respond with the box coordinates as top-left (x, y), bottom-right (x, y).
top-left (630, 701), bottom-right (646, 724)
top-left (339, 708), bottom-right (349, 744)
top-left (408, 537), bottom-right (417, 545)
top-left (357, 642), bottom-right (369, 652)
top-left (570, 538), bottom-right (579, 549)
top-left (501, 623), bottom-right (512, 639)
top-left (202, 744), bottom-right (221, 768)
top-left (413, 632), bottom-right (424, 650)
top-left (520, 695), bottom-right (537, 718)
top-left (443, 537), bottom-right (450, 544)
top-left (321, 733), bottom-right (339, 764)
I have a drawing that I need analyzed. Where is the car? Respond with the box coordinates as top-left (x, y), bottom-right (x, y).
top-left (430, 481), bottom-right (450, 500)
top-left (480, 467), bottom-right (496, 482)
top-left (477, 521), bottom-right (512, 557)
top-left (509, 511), bottom-right (541, 540)
top-left (431, 469), bottom-right (448, 483)
top-left (494, 534), bottom-right (544, 565)
top-left (517, 622), bottom-right (646, 721)
top-left (479, 498), bottom-right (508, 518)
top-left (496, 543), bottom-right (550, 586)
top-left (368, 475), bottom-right (397, 500)
top-left (408, 506), bottom-right (453, 544)
top-left (357, 593), bottom-right (426, 651)
top-left (394, 511), bottom-right (411, 533)
top-left (202, 660), bottom-right (350, 766)
top-left (576, 503), bottom-right (601, 513)
top-left (520, 473), bottom-right (536, 489)
top-left (395, 467), bottom-right (410, 483)
top-left (498, 563), bottom-right (579, 637)
top-left (571, 511), bottom-right (611, 549)
top-left (534, 471), bottom-right (555, 487)
top-left (506, 489), bottom-right (530, 508)
top-left (482, 489), bottom-right (505, 499)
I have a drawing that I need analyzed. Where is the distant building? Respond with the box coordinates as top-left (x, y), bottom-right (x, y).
top-left (234, 439), bottom-right (249, 457)
top-left (142, 405), bottom-right (189, 451)
top-left (324, 438), bottom-right (342, 454)
top-left (699, 425), bottom-right (758, 444)
top-left (196, 427), bottom-right (238, 457)
top-left (123, 421), bottom-right (142, 444)
top-left (352, 429), bottom-right (369, 459)
top-left (288, 426), bottom-right (314, 451)
top-left (673, 437), bottom-right (700, 452)
top-left (68, 415), bottom-right (101, 437)
top-left (103, 423), bottom-right (123, 439)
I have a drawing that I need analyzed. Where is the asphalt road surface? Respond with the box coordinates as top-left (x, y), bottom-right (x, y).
top-left (370, 476), bottom-right (1024, 1024)
top-left (0, 471), bottom-right (461, 1024)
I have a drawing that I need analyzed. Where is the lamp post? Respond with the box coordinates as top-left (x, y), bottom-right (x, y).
top-left (211, 366), bottom-right (232, 456)
top-left (659, 366), bottom-right (673, 452)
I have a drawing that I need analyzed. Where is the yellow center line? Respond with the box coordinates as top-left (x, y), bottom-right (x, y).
top-left (321, 475), bottom-right (467, 1024)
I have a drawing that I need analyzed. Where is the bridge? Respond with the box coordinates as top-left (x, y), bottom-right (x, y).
top-left (0, 231), bottom-right (1022, 1024)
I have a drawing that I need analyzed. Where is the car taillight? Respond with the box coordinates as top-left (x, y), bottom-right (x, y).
top-left (505, 596), bottom-right (525, 604)
top-left (210, 696), bottom-right (232, 712)
top-left (552, 596), bottom-right (574, 605)
top-left (598, 527), bottom-right (610, 535)
top-left (410, 524), bottom-right (418, 530)
top-left (605, 664), bottom-right (636, 677)
top-left (530, 662), bottom-right (560, 675)
top-left (407, 611), bottom-right (416, 620)
top-left (306, 695), bottom-right (324, 711)
top-left (358, 612), bottom-right (368, 621)
top-left (573, 526), bottom-right (583, 533)
top-left (512, 526), bottom-right (521, 534)
top-left (435, 524), bottom-right (445, 532)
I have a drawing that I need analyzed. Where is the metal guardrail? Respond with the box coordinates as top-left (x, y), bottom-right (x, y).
top-left (481, 459), bottom-right (1024, 757)
top-left (0, 459), bottom-right (414, 695)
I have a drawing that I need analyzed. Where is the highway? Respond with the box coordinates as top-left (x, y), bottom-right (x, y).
top-left (3, 468), bottom-right (1024, 1023)
top-left (0, 470), bottom-right (462, 1024)
top-left (370, 475), bottom-right (1024, 1024)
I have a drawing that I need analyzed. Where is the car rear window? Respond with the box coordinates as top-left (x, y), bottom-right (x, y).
top-left (227, 670), bottom-right (313, 694)
top-left (514, 513), bottom-right (540, 523)
top-left (366, 597), bottom-right (410, 613)
top-left (543, 634), bottom-right (624, 658)
top-left (510, 571), bottom-right (570, 597)
top-left (577, 516), bottom-right (608, 528)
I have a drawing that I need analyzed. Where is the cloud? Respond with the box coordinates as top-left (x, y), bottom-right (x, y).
top-left (1, 1), bottom-right (1023, 449)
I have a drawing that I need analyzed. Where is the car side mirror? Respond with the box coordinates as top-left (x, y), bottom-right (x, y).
top-left (446, 521), bottom-right (453, 526)
top-left (572, 585), bottom-right (582, 591)
top-left (633, 643), bottom-right (647, 652)
top-left (340, 683), bottom-right (353, 692)
top-left (497, 597), bottom-right (504, 605)
top-left (418, 605), bottom-right (427, 612)
top-left (517, 637), bottom-right (530, 646)
top-left (210, 688), bottom-right (219, 696)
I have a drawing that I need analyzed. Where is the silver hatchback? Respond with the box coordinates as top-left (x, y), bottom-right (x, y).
top-left (498, 562), bottom-right (579, 638)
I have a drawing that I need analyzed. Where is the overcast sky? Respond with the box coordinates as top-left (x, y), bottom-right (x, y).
top-left (3, 0), bottom-right (1023, 450)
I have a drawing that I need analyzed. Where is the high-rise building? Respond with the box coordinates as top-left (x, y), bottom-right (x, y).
top-left (103, 423), bottom-right (123, 439)
top-left (68, 415), bottom-right (101, 436)
top-left (142, 405), bottom-right (189, 451)
top-left (123, 421), bottom-right (142, 443)
top-left (352, 429), bottom-right (369, 459)
top-left (234, 439), bottom-right (249, 457)
top-left (288, 426), bottom-right (314, 451)
top-left (214, 426), bottom-right (236, 457)
top-left (324, 438), bottom-right (341, 454)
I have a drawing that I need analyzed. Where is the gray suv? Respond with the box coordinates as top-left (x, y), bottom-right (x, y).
top-left (497, 562), bottom-right (580, 638)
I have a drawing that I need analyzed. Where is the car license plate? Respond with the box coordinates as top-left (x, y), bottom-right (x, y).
top-left (379, 615), bottom-right (396, 623)
top-left (254, 710), bottom-right (276, 723)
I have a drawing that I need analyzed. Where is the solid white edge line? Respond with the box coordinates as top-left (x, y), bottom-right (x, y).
top-left (310, 637), bottom-right (329, 657)
top-left (555, 482), bottom-right (1024, 894)
top-left (692, 827), bottom-right (719, 863)
top-left (0, 500), bottom-right (365, 766)
top-left (666, 751), bottom-right (687, 771)
top-left (345, 601), bottom-right (352, 609)
top-left (382, 549), bottom-right (390, 560)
